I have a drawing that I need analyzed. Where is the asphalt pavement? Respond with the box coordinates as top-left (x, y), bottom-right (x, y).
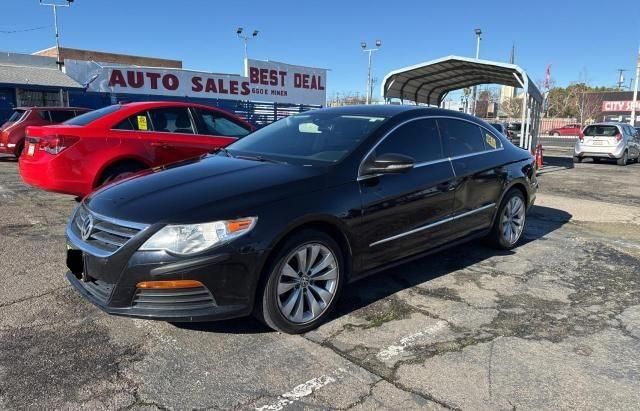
top-left (1, 150), bottom-right (639, 410)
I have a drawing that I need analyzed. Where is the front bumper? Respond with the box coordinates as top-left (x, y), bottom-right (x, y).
top-left (65, 207), bottom-right (266, 322)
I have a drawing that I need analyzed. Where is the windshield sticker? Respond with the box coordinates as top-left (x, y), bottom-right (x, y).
top-left (485, 133), bottom-right (497, 149)
top-left (137, 115), bottom-right (148, 130)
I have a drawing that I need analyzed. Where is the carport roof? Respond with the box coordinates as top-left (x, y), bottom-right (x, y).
top-left (0, 64), bottom-right (82, 89)
top-left (381, 55), bottom-right (542, 106)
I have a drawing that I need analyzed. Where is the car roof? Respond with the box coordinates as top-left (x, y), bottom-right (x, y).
top-left (16, 106), bottom-right (90, 111)
top-left (307, 104), bottom-right (489, 122)
top-left (118, 101), bottom-right (225, 111)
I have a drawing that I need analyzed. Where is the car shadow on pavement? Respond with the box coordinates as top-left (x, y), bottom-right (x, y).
top-left (175, 205), bottom-right (571, 334)
top-left (537, 155), bottom-right (574, 175)
top-left (0, 156), bottom-right (18, 163)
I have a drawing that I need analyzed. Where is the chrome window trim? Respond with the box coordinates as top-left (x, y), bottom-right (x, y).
top-left (357, 115), bottom-right (505, 179)
top-left (369, 202), bottom-right (496, 247)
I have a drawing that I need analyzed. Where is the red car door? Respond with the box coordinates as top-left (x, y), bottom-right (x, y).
top-left (142, 106), bottom-right (213, 164)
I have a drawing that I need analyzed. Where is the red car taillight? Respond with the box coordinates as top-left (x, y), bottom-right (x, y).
top-left (578, 132), bottom-right (584, 141)
top-left (615, 133), bottom-right (622, 142)
top-left (39, 135), bottom-right (80, 155)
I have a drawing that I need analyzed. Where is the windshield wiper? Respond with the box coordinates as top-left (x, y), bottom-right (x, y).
top-left (235, 154), bottom-right (286, 165)
top-left (211, 147), bottom-right (234, 157)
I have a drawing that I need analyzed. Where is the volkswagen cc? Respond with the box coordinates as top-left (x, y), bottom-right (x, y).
top-left (65, 105), bottom-right (537, 333)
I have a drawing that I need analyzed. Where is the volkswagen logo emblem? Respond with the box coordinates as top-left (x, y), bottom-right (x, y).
top-left (81, 214), bottom-right (94, 241)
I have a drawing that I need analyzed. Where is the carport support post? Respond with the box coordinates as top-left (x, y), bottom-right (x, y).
top-left (631, 49), bottom-right (639, 126)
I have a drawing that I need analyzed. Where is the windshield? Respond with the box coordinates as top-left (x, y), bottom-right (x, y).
top-left (6, 109), bottom-right (26, 124)
top-left (64, 105), bottom-right (120, 126)
top-left (226, 112), bottom-right (388, 165)
top-left (583, 125), bottom-right (618, 136)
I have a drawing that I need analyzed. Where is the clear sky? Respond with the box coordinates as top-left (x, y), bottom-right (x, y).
top-left (2, 0), bottom-right (639, 99)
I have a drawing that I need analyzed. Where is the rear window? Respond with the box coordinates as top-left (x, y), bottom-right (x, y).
top-left (7, 109), bottom-right (26, 123)
top-left (49, 110), bottom-right (78, 123)
top-left (64, 105), bottom-right (121, 126)
top-left (583, 125), bottom-right (619, 136)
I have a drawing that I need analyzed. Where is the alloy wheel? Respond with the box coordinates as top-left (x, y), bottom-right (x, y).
top-left (501, 196), bottom-right (525, 245)
top-left (276, 243), bottom-right (339, 324)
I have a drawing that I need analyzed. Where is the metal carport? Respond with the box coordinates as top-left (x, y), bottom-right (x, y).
top-left (381, 55), bottom-right (543, 151)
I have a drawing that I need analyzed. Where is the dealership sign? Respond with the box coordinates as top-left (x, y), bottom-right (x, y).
top-left (601, 100), bottom-right (640, 112)
top-left (64, 58), bottom-right (327, 106)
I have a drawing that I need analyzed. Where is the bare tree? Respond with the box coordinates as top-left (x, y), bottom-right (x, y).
top-left (500, 97), bottom-right (522, 118)
top-left (567, 84), bottom-right (602, 125)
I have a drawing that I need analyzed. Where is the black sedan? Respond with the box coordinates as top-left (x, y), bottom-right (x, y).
top-left (65, 105), bottom-right (537, 333)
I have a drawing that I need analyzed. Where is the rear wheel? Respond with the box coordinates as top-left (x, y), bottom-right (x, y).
top-left (617, 151), bottom-right (628, 166)
top-left (486, 189), bottom-right (526, 250)
top-left (552, 132), bottom-right (560, 136)
top-left (256, 230), bottom-right (344, 334)
top-left (98, 162), bottom-right (146, 186)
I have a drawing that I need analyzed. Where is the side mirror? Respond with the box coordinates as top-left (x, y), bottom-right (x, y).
top-left (362, 153), bottom-right (415, 175)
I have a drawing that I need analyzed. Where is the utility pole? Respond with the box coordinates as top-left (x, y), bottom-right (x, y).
top-left (471, 28), bottom-right (482, 115)
top-left (631, 48), bottom-right (640, 126)
top-left (361, 40), bottom-right (382, 104)
top-left (617, 69), bottom-right (628, 90)
top-left (39, 0), bottom-right (73, 71)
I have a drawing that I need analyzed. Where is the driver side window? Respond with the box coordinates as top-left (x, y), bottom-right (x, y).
top-left (373, 118), bottom-right (443, 164)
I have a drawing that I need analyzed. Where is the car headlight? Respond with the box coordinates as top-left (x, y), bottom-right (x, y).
top-left (139, 217), bottom-right (257, 255)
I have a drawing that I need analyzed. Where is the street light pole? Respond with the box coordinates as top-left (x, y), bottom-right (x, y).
top-left (236, 27), bottom-right (259, 62)
top-left (361, 40), bottom-right (382, 104)
top-left (39, 0), bottom-right (73, 71)
top-left (470, 28), bottom-right (482, 115)
top-left (631, 48), bottom-right (640, 126)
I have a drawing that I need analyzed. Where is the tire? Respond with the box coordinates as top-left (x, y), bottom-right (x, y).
top-left (486, 189), bottom-right (527, 250)
top-left (14, 141), bottom-right (24, 159)
top-left (255, 229), bottom-right (344, 334)
top-left (617, 151), bottom-right (628, 166)
top-left (98, 162), bottom-right (146, 186)
top-left (552, 132), bottom-right (560, 136)
top-left (573, 156), bottom-right (582, 163)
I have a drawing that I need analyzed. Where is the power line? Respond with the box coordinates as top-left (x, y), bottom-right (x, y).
top-left (0, 25), bottom-right (50, 34)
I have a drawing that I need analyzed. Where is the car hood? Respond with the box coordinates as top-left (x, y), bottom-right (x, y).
top-left (85, 155), bottom-right (328, 225)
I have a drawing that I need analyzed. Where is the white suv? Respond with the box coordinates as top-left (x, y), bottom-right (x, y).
top-left (574, 123), bottom-right (640, 166)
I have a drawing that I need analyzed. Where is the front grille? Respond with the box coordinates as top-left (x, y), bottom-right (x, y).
top-left (132, 287), bottom-right (217, 311)
top-left (82, 278), bottom-right (114, 304)
top-left (72, 206), bottom-right (145, 254)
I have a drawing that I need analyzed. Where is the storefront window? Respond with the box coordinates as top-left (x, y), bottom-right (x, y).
top-left (16, 89), bottom-right (68, 107)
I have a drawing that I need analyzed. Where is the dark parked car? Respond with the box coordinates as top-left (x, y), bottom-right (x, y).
top-left (65, 105), bottom-right (538, 333)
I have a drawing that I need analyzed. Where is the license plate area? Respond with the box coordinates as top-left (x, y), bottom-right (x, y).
top-left (66, 248), bottom-right (83, 276)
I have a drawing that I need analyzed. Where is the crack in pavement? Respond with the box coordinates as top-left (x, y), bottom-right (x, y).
top-left (0, 285), bottom-right (66, 309)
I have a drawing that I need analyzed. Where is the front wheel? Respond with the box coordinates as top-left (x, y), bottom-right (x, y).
top-left (256, 230), bottom-right (344, 334)
top-left (486, 189), bottom-right (527, 250)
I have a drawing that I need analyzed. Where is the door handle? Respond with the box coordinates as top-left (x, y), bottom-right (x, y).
top-left (436, 182), bottom-right (454, 191)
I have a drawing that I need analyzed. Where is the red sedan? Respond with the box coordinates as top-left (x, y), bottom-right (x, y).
top-left (19, 101), bottom-right (254, 197)
top-left (548, 123), bottom-right (582, 136)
